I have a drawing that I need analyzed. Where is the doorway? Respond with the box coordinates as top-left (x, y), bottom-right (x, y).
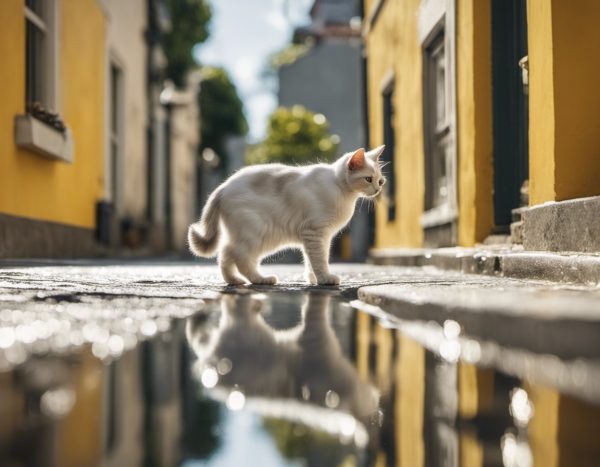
top-left (491, 0), bottom-right (529, 229)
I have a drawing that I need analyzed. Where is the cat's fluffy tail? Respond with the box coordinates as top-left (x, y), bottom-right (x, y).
top-left (188, 187), bottom-right (222, 257)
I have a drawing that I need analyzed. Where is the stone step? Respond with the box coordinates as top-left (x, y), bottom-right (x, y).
top-left (511, 206), bottom-right (527, 223)
top-left (510, 220), bottom-right (524, 244)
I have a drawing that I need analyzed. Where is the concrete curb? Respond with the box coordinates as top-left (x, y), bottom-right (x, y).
top-left (357, 282), bottom-right (600, 359)
top-left (369, 247), bottom-right (600, 285)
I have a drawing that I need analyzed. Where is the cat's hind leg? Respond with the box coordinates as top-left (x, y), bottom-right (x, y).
top-left (223, 217), bottom-right (277, 285)
top-left (235, 251), bottom-right (278, 285)
top-left (219, 246), bottom-right (245, 285)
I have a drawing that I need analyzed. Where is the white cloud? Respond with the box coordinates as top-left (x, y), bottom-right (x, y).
top-left (231, 56), bottom-right (262, 93)
top-left (264, 10), bottom-right (288, 32)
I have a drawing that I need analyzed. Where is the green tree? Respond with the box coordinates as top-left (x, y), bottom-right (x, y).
top-left (164, 0), bottom-right (212, 87)
top-left (246, 106), bottom-right (339, 165)
top-left (199, 67), bottom-right (248, 168)
top-left (269, 43), bottom-right (312, 70)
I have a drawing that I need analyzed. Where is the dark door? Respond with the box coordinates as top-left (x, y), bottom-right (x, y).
top-left (491, 0), bottom-right (529, 229)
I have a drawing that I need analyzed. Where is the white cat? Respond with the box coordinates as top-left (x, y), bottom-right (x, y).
top-left (188, 146), bottom-right (386, 285)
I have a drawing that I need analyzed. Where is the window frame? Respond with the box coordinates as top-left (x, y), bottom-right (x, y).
top-left (419, 0), bottom-right (458, 242)
top-left (16, 0), bottom-right (72, 162)
top-left (107, 55), bottom-right (125, 211)
top-left (24, 0), bottom-right (60, 112)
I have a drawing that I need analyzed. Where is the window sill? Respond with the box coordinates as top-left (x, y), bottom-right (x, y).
top-left (14, 114), bottom-right (73, 163)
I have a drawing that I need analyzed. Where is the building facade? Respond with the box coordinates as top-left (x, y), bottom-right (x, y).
top-left (365, 0), bottom-right (600, 251)
top-left (0, 0), bottom-right (106, 257)
top-left (103, 0), bottom-right (150, 248)
top-left (161, 75), bottom-right (202, 252)
top-left (0, 0), bottom-right (200, 258)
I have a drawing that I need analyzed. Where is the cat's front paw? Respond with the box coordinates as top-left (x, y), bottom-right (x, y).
top-left (317, 273), bottom-right (340, 286)
top-left (252, 275), bottom-right (278, 285)
top-left (225, 277), bottom-right (246, 286)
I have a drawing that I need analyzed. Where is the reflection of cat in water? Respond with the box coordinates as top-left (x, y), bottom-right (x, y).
top-left (185, 293), bottom-right (379, 426)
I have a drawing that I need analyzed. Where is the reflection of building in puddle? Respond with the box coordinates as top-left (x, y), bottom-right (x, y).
top-left (0, 321), bottom-right (206, 467)
top-left (0, 351), bottom-right (105, 467)
top-left (354, 307), bottom-right (600, 467)
top-left (186, 293), bottom-right (380, 449)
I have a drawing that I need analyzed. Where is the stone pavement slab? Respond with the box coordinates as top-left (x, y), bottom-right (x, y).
top-left (357, 274), bottom-right (600, 359)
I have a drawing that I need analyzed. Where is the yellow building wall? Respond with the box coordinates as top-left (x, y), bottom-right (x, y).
top-left (0, 0), bottom-right (105, 229)
top-left (456, 0), bottom-right (494, 246)
top-left (367, 0), bottom-right (495, 248)
top-left (365, 0), bottom-right (425, 248)
top-left (367, 0), bottom-right (600, 247)
top-left (551, 0), bottom-right (600, 202)
top-left (528, 0), bottom-right (600, 205)
top-left (527, 0), bottom-right (557, 205)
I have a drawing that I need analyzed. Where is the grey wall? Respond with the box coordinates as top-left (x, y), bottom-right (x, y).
top-left (311, 0), bottom-right (361, 27)
top-left (278, 40), bottom-right (364, 154)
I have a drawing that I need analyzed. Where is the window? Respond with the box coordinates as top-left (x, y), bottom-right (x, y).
top-left (16, 0), bottom-right (71, 162)
top-left (418, 0), bottom-right (457, 246)
top-left (424, 32), bottom-right (451, 213)
top-left (381, 76), bottom-right (396, 221)
top-left (25, 0), bottom-right (58, 110)
top-left (109, 62), bottom-right (124, 207)
top-left (421, 21), bottom-right (458, 246)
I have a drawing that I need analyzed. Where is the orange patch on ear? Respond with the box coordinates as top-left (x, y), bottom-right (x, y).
top-left (348, 148), bottom-right (366, 170)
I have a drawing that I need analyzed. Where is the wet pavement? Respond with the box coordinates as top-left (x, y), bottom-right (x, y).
top-left (1, 261), bottom-right (600, 466)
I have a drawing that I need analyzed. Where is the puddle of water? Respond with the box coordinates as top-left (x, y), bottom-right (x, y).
top-left (1, 291), bottom-right (600, 466)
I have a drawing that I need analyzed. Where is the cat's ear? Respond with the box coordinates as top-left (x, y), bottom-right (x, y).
top-left (366, 145), bottom-right (385, 161)
top-left (347, 148), bottom-right (366, 171)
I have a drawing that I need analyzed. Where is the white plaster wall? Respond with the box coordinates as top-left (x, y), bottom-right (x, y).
top-left (105, 0), bottom-right (148, 221)
top-left (170, 92), bottom-right (200, 251)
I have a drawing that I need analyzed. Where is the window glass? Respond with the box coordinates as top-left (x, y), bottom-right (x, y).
top-left (25, 0), bottom-right (51, 109)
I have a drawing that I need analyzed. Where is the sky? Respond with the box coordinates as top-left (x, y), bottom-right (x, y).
top-left (194, 0), bottom-right (313, 142)
top-left (183, 410), bottom-right (301, 467)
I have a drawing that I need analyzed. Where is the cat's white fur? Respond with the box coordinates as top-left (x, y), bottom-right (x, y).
top-left (188, 146), bottom-right (386, 285)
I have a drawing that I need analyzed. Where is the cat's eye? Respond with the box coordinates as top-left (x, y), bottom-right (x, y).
top-left (365, 177), bottom-right (373, 183)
